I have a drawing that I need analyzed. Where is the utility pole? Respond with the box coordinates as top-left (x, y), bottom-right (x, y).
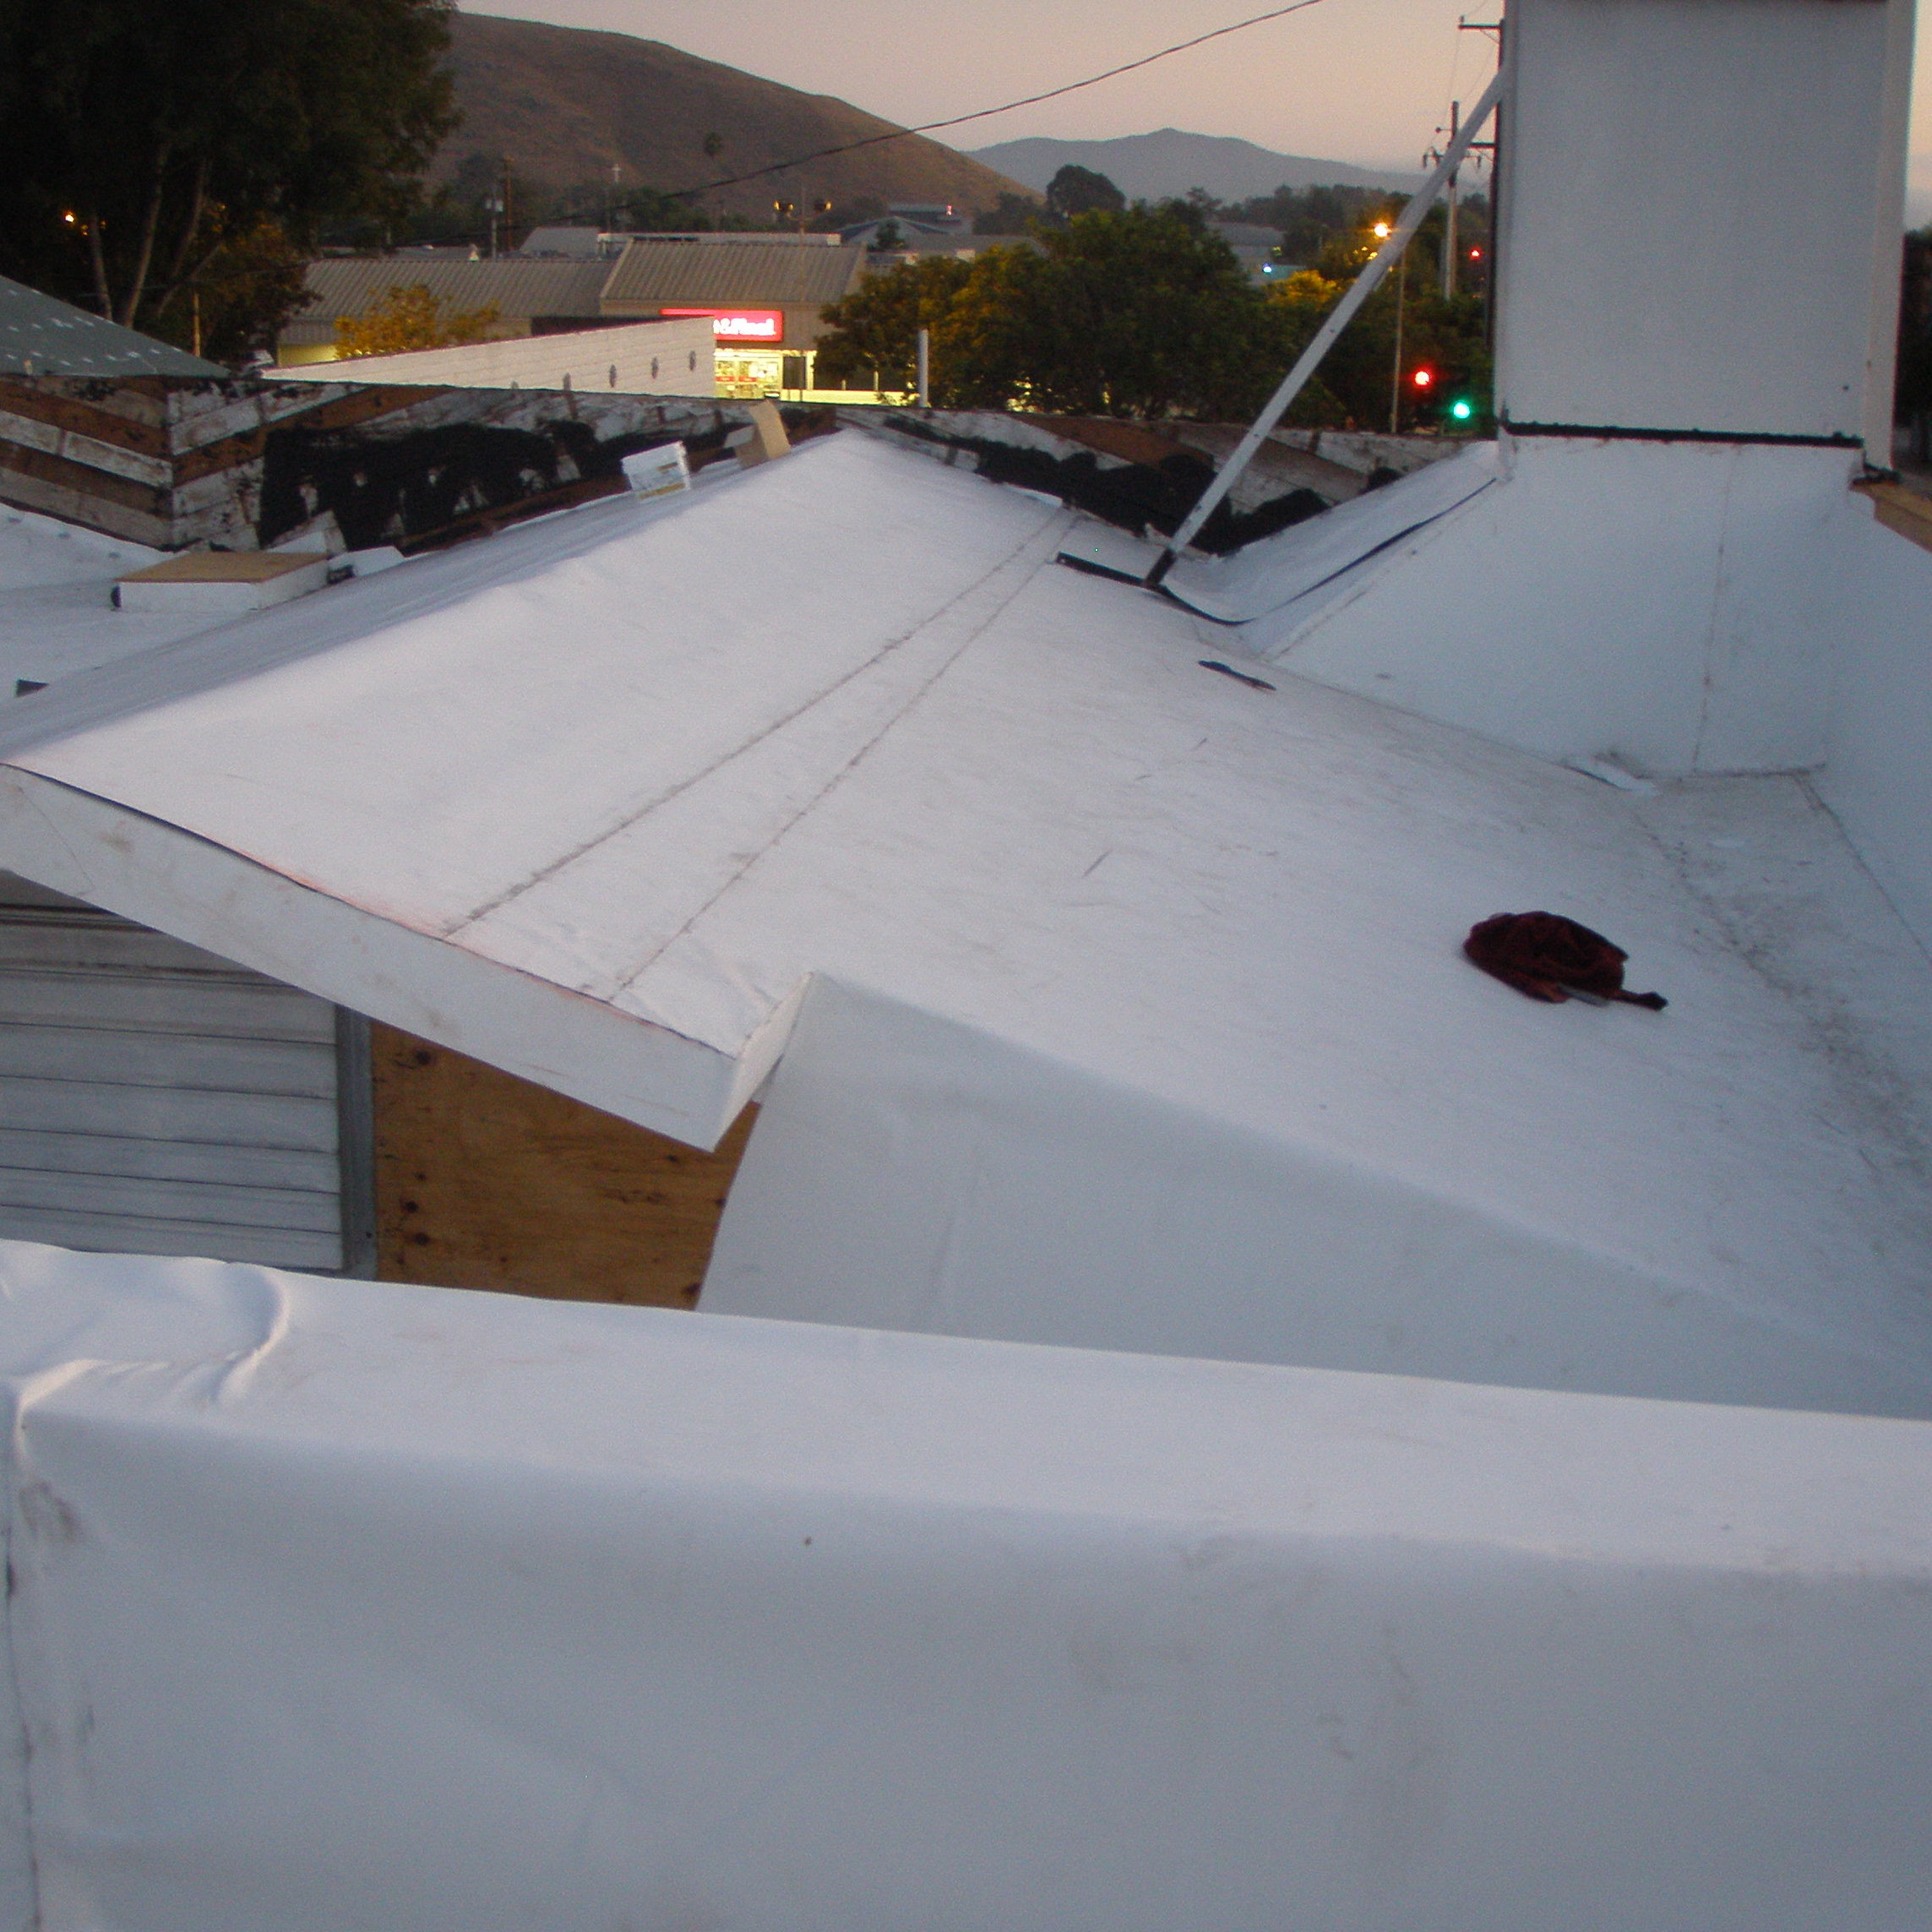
top-left (917, 327), bottom-right (930, 407)
top-left (1442, 101), bottom-right (1460, 299)
top-left (1460, 17), bottom-right (1505, 345)
top-left (1389, 249), bottom-right (1407, 433)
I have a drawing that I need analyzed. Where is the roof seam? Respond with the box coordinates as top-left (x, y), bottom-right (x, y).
top-left (604, 516), bottom-right (1070, 1003)
top-left (442, 508), bottom-right (1066, 950)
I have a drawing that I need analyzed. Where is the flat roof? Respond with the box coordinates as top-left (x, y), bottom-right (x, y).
top-left (0, 430), bottom-right (1926, 1412)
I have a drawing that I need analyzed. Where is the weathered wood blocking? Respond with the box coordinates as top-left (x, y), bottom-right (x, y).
top-left (0, 373), bottom-right (748, 552)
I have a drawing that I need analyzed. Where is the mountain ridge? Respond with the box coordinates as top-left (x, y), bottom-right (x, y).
top-left (968, 129), bottom-right (1424, 205)
top-left (441, 14), bottom-right (1029, 220)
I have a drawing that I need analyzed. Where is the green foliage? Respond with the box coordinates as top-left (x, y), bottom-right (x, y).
top-left (1045, 165), bottom-right (1127, 223)
top-left (819, 204), bottom-right (1271, 417)
top-left (0, 0), bottom-right (456, 357)
top-left (972, 192), bottom-right (1042, 237)
top-left (816, 255), bottom-right (979, 395)
top-left (819, 196), bottom-right (1491, 427)
top-left (334, 283), bottom-right (501, 358)
top-left (155, 215), bottom-right (311, 366)
top-left (1263, 266), bottom-right (1491, 430)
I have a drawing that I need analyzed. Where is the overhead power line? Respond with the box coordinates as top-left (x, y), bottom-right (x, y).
top-left (664, 0), bottom-right (1336, 200)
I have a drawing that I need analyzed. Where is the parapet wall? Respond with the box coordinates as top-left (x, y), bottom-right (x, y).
top-left (2, 1239), bottom-right (1927, 1932)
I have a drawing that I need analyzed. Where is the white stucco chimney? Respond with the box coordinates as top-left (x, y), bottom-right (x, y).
top-left (1494, 0), bottom-right (1913, 465)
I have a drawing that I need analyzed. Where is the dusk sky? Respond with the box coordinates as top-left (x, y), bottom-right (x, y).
top-left (468, 0), bottom-right (1932, 179)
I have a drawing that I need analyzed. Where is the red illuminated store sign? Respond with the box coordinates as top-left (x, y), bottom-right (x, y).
top-left (663, 308), bottom-right (784, 345)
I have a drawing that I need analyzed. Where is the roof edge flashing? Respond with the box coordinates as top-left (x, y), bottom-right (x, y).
top-left (0, 765), bottom-right (747, 1149)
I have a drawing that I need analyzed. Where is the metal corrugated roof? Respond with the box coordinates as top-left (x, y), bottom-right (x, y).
top-left (293, 259), bottom-right (615, 329)
top-left (600, 241), bottom-right (865, 309)
top-left (0, 275), bottom-right (226, 378)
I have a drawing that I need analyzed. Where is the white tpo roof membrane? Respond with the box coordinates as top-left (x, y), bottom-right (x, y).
top-left (0, 429), bottom-right (1926, 1399)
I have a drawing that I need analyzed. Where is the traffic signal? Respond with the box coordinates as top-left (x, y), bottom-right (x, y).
top-left (1449, 398), bottom-right (1476, 422)
top-left (1412, 367), bottom-right (1435, 391)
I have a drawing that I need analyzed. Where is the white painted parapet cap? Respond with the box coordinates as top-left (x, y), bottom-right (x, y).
top-left (1, 1238), bottom-right (1926, 1932)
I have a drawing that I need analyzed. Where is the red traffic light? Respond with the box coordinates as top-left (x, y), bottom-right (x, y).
top-left (1412, 367), bottom-right (1434, 389)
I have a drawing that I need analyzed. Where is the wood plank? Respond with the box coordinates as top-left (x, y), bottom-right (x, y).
top-left (171, 384), bottom-right (444, 482)
top-left (0, 439), bottom-right (167, 516)
top-left (0, 408), bottom-right (173, 487)
top-left (0, 1075), bottom-right (340, 1151)
top-left (0, 467), bottom-right (171, 548)
top-left (0, 1125), bottom-right (338, 1191)
top-left (0, 1162), bottom-right (340, 1233)
top-left (0, 1200), bottom-right (341, 1270)
top-left (371, 1021), bottom-right (756, 1309)
top-left (0, 376), bottom-right (166, 434)
top-left (0, 1023), bottom-right (337, 1097)
top-left (1857, 479), bottom-right (1932, 553)
top-left (0, 968), bottom-right (337, 1042)
top-left (120, 550), bottom-right (325, 585)
top-left (0, 382), bottom-right (170, 457)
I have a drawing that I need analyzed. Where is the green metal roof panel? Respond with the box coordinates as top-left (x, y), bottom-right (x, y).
top-left (0, 275), bottom-right (226, 378)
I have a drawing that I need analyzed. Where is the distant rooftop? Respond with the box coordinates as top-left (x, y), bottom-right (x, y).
top-left (282, 257), bottom-right (616, 349)
top-left (601, 239), bottom-right (865, 310)
top-left (0, 274), bottom-right (225, 379)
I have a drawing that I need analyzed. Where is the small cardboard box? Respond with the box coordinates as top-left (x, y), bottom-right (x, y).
top-left (727, 400), bottom-right (792, 469)
top-left (622, 442), bottom-right (692, 500)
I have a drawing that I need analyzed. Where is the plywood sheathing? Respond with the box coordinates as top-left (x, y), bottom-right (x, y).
top-left (1856, 477), bottom-right (1932, 552)
top-left (118, 551), bottom-right (327, 585)
top-left (370, 1021), bottom-right (754, 1308)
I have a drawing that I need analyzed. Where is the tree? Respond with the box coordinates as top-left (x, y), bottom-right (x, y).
top-left (815, 256), bottom-right (981, 396)
top-left (0, 0), bottom-right (457, 356)
top-left (1262, 261), bottom-right (1491, 430)
top-left (184, 217), bottom-right (313, 366)
top-left (334, 285), bottom-right (500, 359)
top-left (816, 205), bottom-right (1270, 418)
top-left (1007, 204), bottom-right (1268, 417)
top-left (1045, 166), bottom-right (1126, 223)
top-left (972, 192), bottom-right (1042, 237)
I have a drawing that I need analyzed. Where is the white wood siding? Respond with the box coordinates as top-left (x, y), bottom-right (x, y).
top-left (0, 886), bottom-right (349, 1269)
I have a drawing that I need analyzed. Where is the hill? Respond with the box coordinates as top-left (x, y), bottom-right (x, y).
top-left (440, 14), bottom-right (1029, 221)
top-left (967, 130), bottom-right (1422, 205)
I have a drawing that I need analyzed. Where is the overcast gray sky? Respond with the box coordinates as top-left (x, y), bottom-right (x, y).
top-left (467, 0), bottom-right (1929, 181)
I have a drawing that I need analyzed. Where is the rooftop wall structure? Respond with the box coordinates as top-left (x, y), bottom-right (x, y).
top-left (0, 1242), bottom-right (1926, 1932)
top-left (1184, 0), bottom-right (1919, 782)
top-left (1494, 0), bottom-right (1908, 451)
top-left (267, 316), bottom-right (716, 397)
top-left (1815, 498), bottom-right (1932, 946)
top-left (0, 374), bottom-right (736, 552)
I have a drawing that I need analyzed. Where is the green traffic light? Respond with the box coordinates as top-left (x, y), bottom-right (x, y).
top-left (1450, 399), bottom-right (1474, 422)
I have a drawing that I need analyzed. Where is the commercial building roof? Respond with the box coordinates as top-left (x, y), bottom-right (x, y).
top-left (0, 273), bottom-right (225, 378)
top-left (284, 257), bottom-right (616, 344)
top-left (600, 238), bottom-right (867, 309)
